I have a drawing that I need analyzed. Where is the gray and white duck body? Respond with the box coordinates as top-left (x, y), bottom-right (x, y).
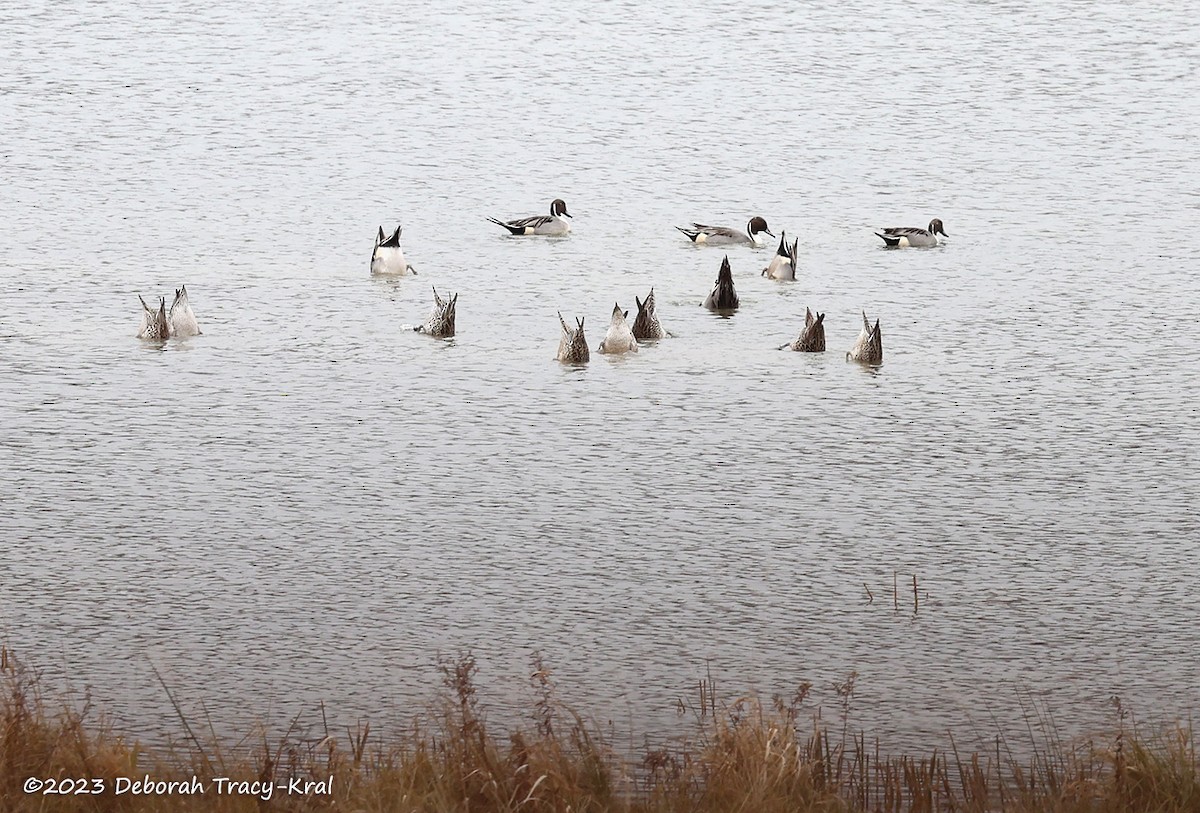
top-left (875, 218), bottom-right (947, 248)
top-left (489, 199), bottom-right (572, 236)
top-left (677, 216), bottom-right (773, 247)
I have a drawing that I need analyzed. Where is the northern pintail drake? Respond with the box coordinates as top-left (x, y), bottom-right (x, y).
top-left (488, 199), bottom-right (572, 236)
top-left (414, 287), bottom-right (457, 338)
top-left (677, 216), bottom-right (773, 247)
top-left (762, 232), bottom-right (799, 280)
top-left (597, 303), bottom-right (638, 355)
top-left (847, 311), bottom-right (883, 365)
top-left (631, 288), bottom-right (668, 340)
top-left (371, 225), bottom-right (416, 275)
top-left (875, 218), bottom-right (947, 248)
top-left (137, 295), bottom-right (170, 340)
top-left (168, 285), bottom-right (201, 337)
top-left (556, 313), bottom-right (589, 363)
top-left (784, 307), bottom-right (825, 352)
top-left (703, 256), bottom-right (739, 312)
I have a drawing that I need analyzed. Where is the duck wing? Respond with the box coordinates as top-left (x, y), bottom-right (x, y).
top-left (688, 223), bottom-right (742, 239)
top-left (878, 226), bottom-right (931, 237)
top-left (506, 214), bottom-right (553, 229)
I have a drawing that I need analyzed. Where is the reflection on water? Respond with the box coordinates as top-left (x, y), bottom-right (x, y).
top-left (1, 0), bottom-right (1199, 752)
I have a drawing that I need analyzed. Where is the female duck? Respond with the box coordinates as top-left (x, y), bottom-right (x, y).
top-left (631, 288), bottom-right (668, 340)
top-left (847, 311), bottom-right (883, 364)
top-left (137, 287), bottom-right (201, 339)
top-left (137, 296), bottom-right (170, 340)
top-left (784, 308), bottom-right (825, 352)
top-left (414, 287), bottom-right (457, 338)
top-left (703, 256), bottom-right (739, 312)
top-left (556, 313), bottom-right (589, 363)
top-left (598, 303), bottom-right (638, 354)
top-left (168, 285), bottom-right (201, 337)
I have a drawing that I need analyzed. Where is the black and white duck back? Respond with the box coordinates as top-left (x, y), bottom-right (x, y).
top-left (371, 225), bottom-right (416, 275)
top-left (763, 232), bottom-right (799, 280)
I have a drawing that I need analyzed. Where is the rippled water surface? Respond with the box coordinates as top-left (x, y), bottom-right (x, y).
top-left (3, 0), bottom-right (1199, 751)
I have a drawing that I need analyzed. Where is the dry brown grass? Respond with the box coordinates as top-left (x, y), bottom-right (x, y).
top-left (2, 646), bottom-right (1196, 812)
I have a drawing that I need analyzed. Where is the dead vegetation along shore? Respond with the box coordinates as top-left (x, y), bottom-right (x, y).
top-left (2, 647), bottom-right (1197, 811)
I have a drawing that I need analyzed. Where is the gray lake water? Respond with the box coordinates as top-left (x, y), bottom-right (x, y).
top-left (2, 0), bottom-right (1199, 753)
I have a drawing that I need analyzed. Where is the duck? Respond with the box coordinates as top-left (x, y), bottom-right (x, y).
top-left (631, 288), bottom-right (668, 340)
top-left (703, 256), bottom-right (739, 312)
top-left (556, 313), bottom-right (590, 363)
top-left (875, 218), bottom-right (947, 248)
top-left (677, 216), bottom-right (773, 247)
top-left (371, 225), bottom-right (416, 275)
top-left (488, 199), bottom-right (572, 236)
top-left (597, 303), bottom-right (638, 354)
top-left (762, 232), bottom-right (799, 280)
top-left (846, 311), bottom-right (883, 364)
top-left (414, 287), bottom-right (457, 338)
top-left (783, 307), bottom-right (825, 352)
top-left (137, 295), bottom-right (170, 340)
top-left (168, 285), bottom-right (201, 337)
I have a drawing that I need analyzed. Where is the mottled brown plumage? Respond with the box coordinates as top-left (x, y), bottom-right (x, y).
top-left (631, 288), bottom-right (667, 340)
top-left (846, 311), bottom-right (883, 364)
top-left (415, 287), bottom-right (457, 338)
top-left (556, 312), bottom-right (589, 363)
top-left (703, 256), bottom-right (739, 312)
top-left (788, 308), bottom-right (826, 352)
